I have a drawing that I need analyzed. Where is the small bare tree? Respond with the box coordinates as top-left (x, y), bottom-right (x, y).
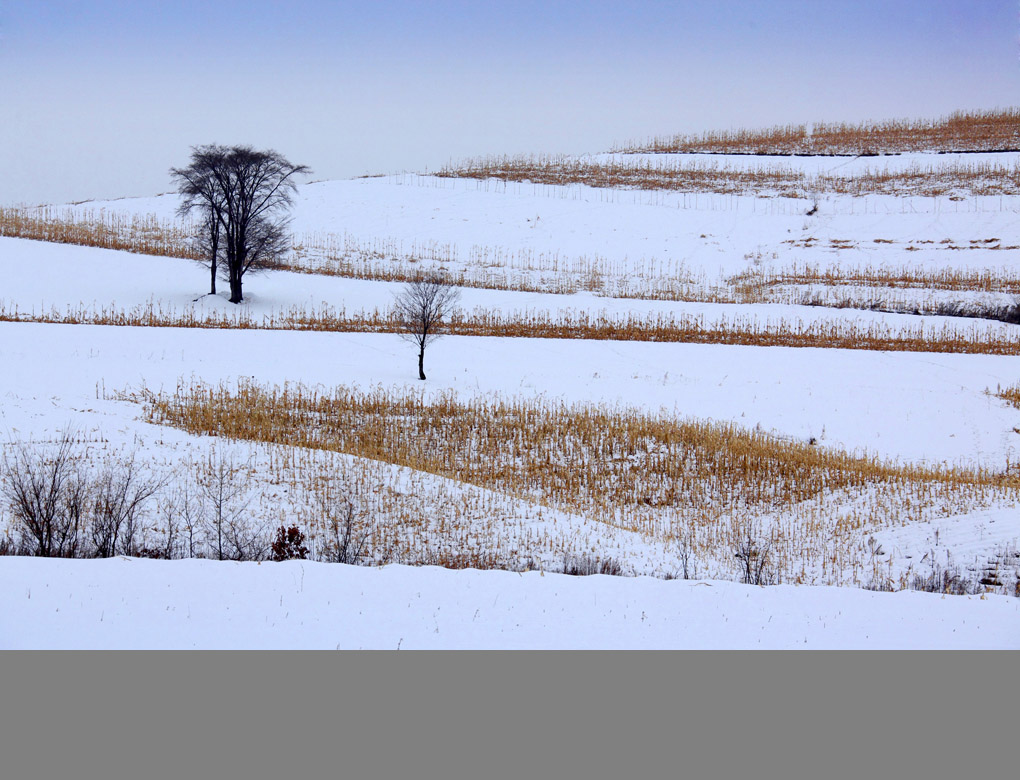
top-left (393, 276), bottom-right (461, 380)
top-left (198, 450), bottom-right (255, 560)
top-left (675, 525), bottom-right (697, 580)
top-left (159, 482), bottom-right (206, 559)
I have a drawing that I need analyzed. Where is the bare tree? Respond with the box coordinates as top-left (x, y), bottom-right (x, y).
top-left (393, 276), bottom-right (461, 380)
top-left (0, 429), bottom-right (86, 557)
top-left (171, 145), bottom-right (226, 296)
top-left (194, 209), bottom-right (223, 296)
top-left (171, 145), bottom-right (309, 303)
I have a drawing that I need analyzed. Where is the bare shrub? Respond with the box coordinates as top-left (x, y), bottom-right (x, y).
top-left (909, 560), bottom-right (980, 596)
top-left (0, 523), bottom-right (15, 556)
top-left (1001, 296), bottom-right (1020, 325)
top-left (147, 481), bottom-right (208, 560)
top-left (135, 546), bottom-right (170, 560)
top-left (89, 454), bottom-right (165, 558)
top-left (319, 491), bottom-right (371, 565)
top-left (153, 485), bottom-right (184, 560)
top-left (176, 483), bottom-right (206, 559)
top-left (221, 512), bottom-right (271, 562)
top-left (0, 429), bottom-right (88, 557)
top-left (862, 577), bottom-right (897, 593)
top-left (563, 553), bottom-right (624, 577)
top-left (732, 524), bottom-right (775, 585)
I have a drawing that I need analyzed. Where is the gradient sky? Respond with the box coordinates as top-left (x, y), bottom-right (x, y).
top-left (2, 0), bottom-right (1018, 205)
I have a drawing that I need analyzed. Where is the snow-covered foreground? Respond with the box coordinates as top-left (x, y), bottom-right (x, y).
top-left (2, 557), bottom-right (1016, 649)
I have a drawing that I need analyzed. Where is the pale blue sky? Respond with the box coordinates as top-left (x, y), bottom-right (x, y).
top-left (2, 1), bottom-right (1018, 204)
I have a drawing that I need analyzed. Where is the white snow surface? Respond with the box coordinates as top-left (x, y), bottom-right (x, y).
top-left (2, 558), bottom-right (1017, 649)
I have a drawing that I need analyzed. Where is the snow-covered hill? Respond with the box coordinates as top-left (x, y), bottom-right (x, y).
top-left (2, 152), bottom-right (1019, 648)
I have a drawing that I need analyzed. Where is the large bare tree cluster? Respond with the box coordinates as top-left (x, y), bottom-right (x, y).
top-left (170, 145), bottom-right (309, 303)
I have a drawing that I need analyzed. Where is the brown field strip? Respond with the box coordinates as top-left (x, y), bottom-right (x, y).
top-left (3, 302), bottom-right (1020, 355)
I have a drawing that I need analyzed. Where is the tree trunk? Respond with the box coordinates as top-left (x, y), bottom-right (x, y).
top-left (208, 215), bottom-right (220, 295)
top-left (209, 235), bottom-right (217, 295)
top-left (418, 347), bottom-right (426, 380)
top-left (229, 238), bottom-right (245, 303)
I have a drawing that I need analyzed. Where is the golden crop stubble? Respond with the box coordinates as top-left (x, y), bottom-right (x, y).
top-left (438, 156), bottom-right (1020, 198)
top-left (129, 380), bottom-right (1020, 584)
top-left (0, 206), bottom-right (198, 259)
top-left (613, 108), bottom-right (1020, 155)
top-left (5, 301), bottom-right (1020, 356)
top-left (753, 261), bottom-right (1020, 295)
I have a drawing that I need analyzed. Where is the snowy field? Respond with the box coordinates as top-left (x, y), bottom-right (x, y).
top-left (3, 558), bottom-right (1017, 649)
top-left (2, 148), bottom-right (1019, 648)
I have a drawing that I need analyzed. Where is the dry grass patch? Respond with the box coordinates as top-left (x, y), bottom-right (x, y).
top-left (9, 209), bottom-right (1020, 314)
top-left (438, 156), bottom-right (1020, 198)
top-left (439, 156), bottom-right (811, 195)
top-left (0, 206), bottom-right (197, 259)
top-left (729, 263), bottom-right (1020, 322)
top-left (995, 383), bottom-right (1020, 410)
top-left (614, 108), bottom-right (1020, 155)
top-left (785, 238), bottom-right (1020, 253)
top-left (120, 380), bottom-right (1020, 586)
top-left (738, 262), bottom-right (1020, 295)
top-left (6, 300), bottom-right (1020, 355)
